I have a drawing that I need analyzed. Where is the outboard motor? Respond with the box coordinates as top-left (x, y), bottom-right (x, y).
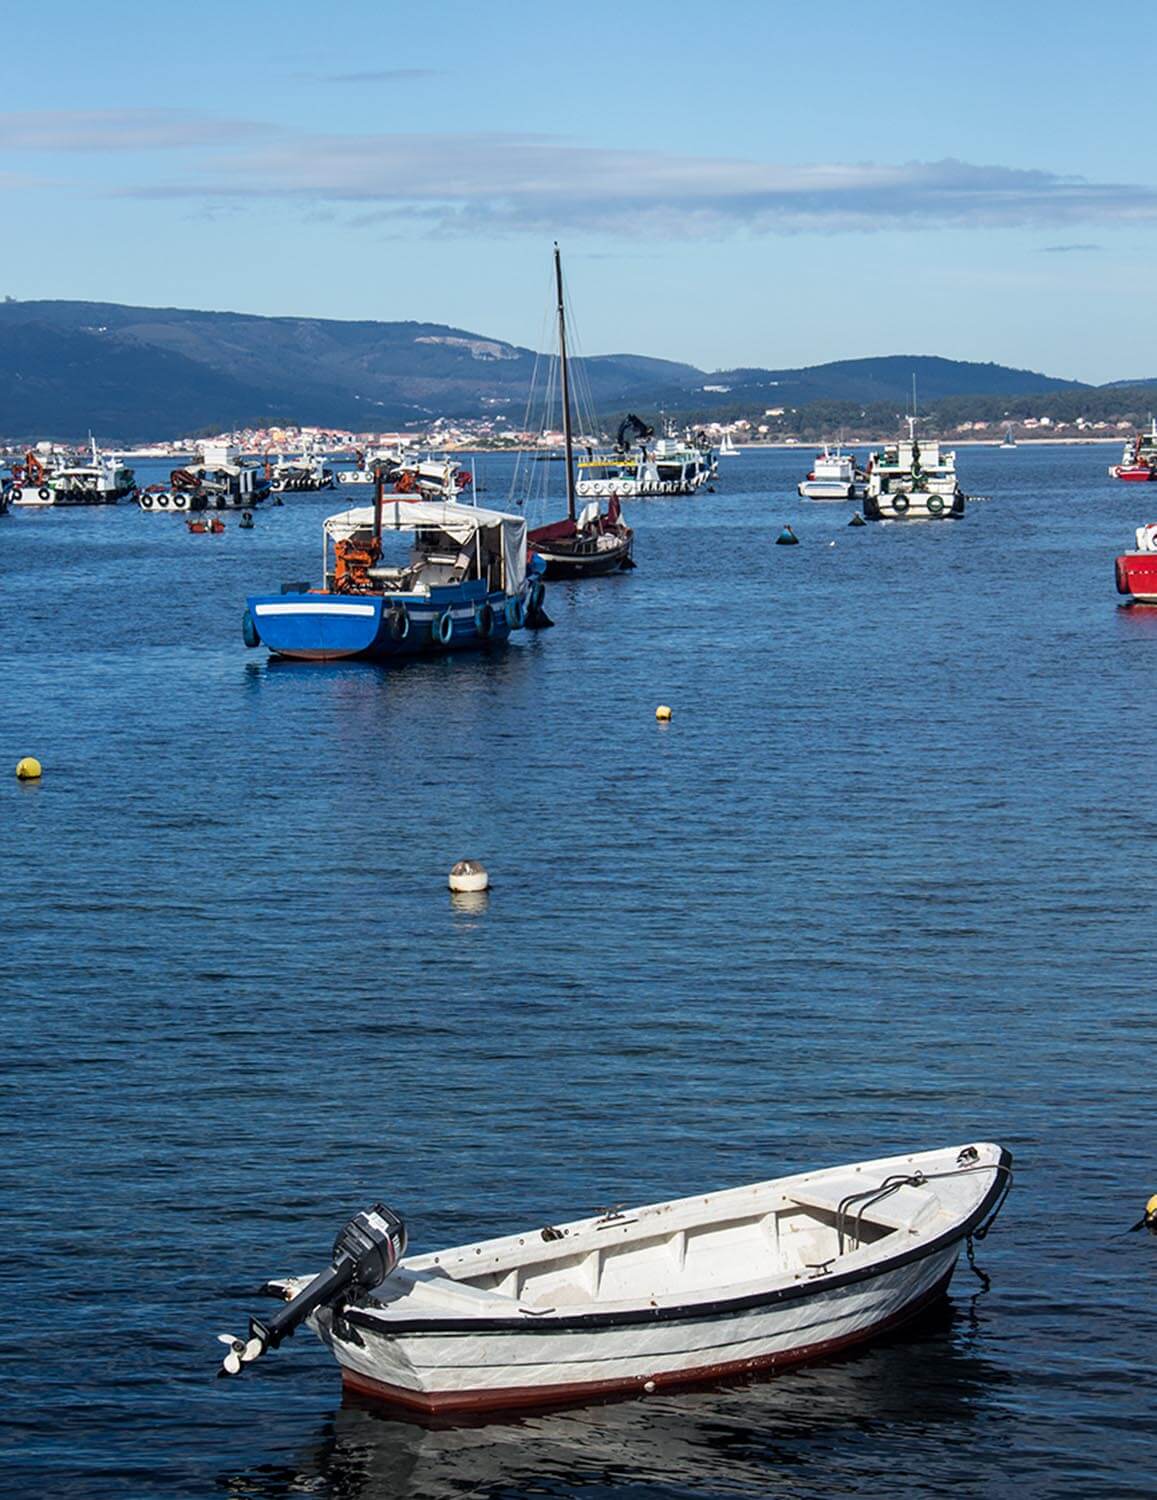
top-left (217, 1203), bottom-right (406, 1377)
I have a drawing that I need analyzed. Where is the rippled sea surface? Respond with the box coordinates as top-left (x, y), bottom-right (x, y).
top-left (4, 445), bottom-right (1157, 1499)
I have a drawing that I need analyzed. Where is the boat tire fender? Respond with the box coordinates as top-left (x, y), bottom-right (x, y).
top-left (157, 493), bottom-right (170, 508)
top-left (387, 606), bottom-right (410, 642)
top-left (434, 609), bottom-right (454, 646)
top-left (242, 609), bottom-right (261, 648)
top-left (38, 486), bottom-right (51, 501)
top-left (506, 595), bottom-right (525, 630)
top-left (927, 494), bottom-right (945, 515)
top-left (474, 602), bottom-right (494, 638)
top-left (528, 580), bottom-right (546, 615)
top-left (892, 495), bottom-right (909, 514)
top-left (140, 493), bottom-right (154, 511)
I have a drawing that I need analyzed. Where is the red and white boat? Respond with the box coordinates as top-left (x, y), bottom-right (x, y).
top-left (217, 1141), bottom-right (1011, 1417)
top-left (1109, 420), bottom-right (1157, 481)
top-left (1115, 523), bottom-right (1157, 602)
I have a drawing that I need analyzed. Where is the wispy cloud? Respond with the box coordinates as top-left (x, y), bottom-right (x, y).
top-left (1039, 242), bottom-right (1102, 253)
top-left (6, 111), bottom-right (1157, 238)
top-left (0, 109), bottom-right (275, 152)
top-left (317, 68), bottom-right (440, 83)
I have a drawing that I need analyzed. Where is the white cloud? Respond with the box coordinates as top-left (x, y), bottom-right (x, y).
top-left (5, 111), bottom-right (1157, 236)
top-left (0, 109), bottom-right (275, 152)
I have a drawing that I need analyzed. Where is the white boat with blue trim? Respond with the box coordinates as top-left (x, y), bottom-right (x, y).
top-left (243, 490), bottom-right (549, 662)
top-left (217, 1141), bottom-right (1011, 1416)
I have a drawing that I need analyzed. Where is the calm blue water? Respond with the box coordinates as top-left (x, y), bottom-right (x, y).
top-left (4, 446), bottom-right (1156, 1498)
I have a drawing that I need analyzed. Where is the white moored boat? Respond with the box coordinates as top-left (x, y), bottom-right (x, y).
top-left (8, 440), bottom-right (136, 506)
top-left (798, 445), bottom-right (866, 500)
top-left (218, 1141), bottom-right (1011, 1416)
top-left (863, 418), bottom-right (965, 521)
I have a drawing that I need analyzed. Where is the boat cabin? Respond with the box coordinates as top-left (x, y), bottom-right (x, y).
top-left (322, 500), bottom-right (527, 598)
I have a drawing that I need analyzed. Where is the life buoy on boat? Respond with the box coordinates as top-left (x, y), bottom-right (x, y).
top-left (434, 609), bottom-right (454, 645)
top-left (892, 495), bottom-right (910, 514)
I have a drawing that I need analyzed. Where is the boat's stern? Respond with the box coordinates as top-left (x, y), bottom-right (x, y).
top-left (245, 591), bottom-right (385, 660)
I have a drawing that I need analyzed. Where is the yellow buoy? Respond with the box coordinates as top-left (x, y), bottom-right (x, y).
top-left (16, 757), bottom-right (42, 780)
top-left (655, 705), bottom-right (672, 722)
top-left (1148, 1193), bottom-right (1157, 1220)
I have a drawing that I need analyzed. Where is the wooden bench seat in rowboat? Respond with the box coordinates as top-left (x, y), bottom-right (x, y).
top-left (784, 1178), bottom-right (947, 1235)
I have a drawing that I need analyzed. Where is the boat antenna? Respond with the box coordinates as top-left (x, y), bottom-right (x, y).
top-left (554, 242), bottom-right (576, 522)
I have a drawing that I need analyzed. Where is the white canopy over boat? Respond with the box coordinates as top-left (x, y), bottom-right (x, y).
top-left (324, 501), bottom-right (528, 594)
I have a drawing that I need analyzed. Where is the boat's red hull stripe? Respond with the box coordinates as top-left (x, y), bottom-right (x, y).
top-left (340, 1267), bottom-right (955, 1416)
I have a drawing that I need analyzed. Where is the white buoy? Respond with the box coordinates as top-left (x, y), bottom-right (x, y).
top-left (449, 859), bottom-right (489, 893)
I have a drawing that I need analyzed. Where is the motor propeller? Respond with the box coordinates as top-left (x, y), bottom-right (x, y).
top-left (216, 1333), bottom-right (265, 1377)
top-left (215, 1203), bottom-right (407, 1379)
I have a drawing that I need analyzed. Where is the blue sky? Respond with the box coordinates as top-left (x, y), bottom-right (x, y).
top-left (2, 0), bottom-right (1153, 381)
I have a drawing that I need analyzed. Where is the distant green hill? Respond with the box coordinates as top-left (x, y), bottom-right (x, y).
top-left (0, 298), bottom-right (1114, 441)
top-left (669, 354), bottom-right (1084, 412)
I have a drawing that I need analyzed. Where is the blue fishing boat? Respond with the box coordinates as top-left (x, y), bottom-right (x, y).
top-left (243, 489), bottom-right (549, 662)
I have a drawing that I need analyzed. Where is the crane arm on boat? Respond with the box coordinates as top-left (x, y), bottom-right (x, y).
top-left (216, 1203), bottom-right (406, 1378)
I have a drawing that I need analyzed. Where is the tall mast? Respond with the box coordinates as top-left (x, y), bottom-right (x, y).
top-left (554, 242), bottom-right (576, 522)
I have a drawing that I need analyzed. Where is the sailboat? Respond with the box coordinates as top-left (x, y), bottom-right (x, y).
top-left (719, 432), bottom-right (741, 457)
top-left (998, 427), bottom-right (1017, 450)
top-left (525, 246), bottom-right (635, 579)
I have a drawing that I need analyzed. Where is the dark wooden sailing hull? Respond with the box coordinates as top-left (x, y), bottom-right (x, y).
top-left (531, 533), bottom-right (634, 578)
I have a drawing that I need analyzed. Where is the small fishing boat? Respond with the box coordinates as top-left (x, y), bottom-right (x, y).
top-left (1114, 523), bottom-right (1157, 602)
top-left (798, 445), bottom-right (866, 501)
top-left (267, 436), bottom-right (336, 493)
top-left (337, 447), bottom-right (471, 500)
top-left (576, 419), bottom-right (714, 499)
top-left (243, 480), bottom-right (549, 662)
top-left (137, 440), bottom-right (270, 513)
top-left (1109, 419), bottom-right (1157, 481)
top-left (216, 1141), bottom-right (1011, 1416)
top-left (525, 245), bottom-right (634, 579)
top-left (337, 443), bottom-right (419, 485)
top-left (8, 440), bottom-right (136, 506)
top-left (863, 420), bottom-right (965, 520)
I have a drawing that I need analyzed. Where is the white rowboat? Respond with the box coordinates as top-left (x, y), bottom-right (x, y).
top-left (222, 1141), bottom-right (1011, 1416)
